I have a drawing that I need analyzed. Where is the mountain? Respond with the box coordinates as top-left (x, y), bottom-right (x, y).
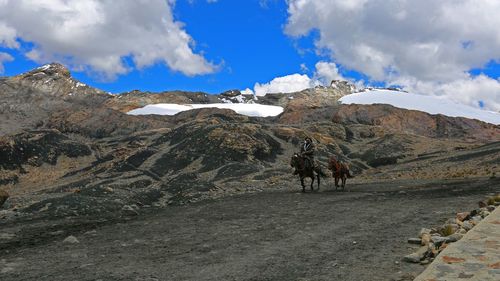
top-left (0, 64), bottom-right (499, 220)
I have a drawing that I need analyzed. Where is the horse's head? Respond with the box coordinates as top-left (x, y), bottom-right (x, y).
top-left (290, 153), bottom-right (301, 168)
top-left (328, 156), bottom-right (340, 171)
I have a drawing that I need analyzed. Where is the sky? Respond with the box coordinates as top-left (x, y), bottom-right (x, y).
top-left (0, 0), bottom-right (500, 112)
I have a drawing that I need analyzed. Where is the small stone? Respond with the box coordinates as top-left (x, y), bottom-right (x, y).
top-left (462, 221), bottom-right (473, 231)
top-left (121, 205), bottom-right (138, 216)
top-left (456, 212), bottom-right (470, 222)
top-left (408, 238), bottom-right (421, 245)
top-left (431, 235), bottom-right (448, 244)
top-left (486, 206), bottom-right (495, 212)
top-left (403, 246), bottom-right (428, 263)
top-left (421, 233), bottom-right (431, 246)
top-left (419, 228), bottom-right (431, 238)
top-left (480, 210), bottom-right (490, 218)
top-left (447, 233), bottom-right (463, 242)
top-left (420, 259), bottom-right (430, 265)
top-left (458, 228), bottom-right (467, 234)
top-left (104, 187), bottom-right (114, 193)
top-left (84, 230), bottom-right (97, 235)
top-left (471, 216), bottom-right (482, 225)
top-left (63, 235), bottom-right (79, 244)
top-left (352, 241), bottom-right (357, 245)
top-left (478, 201), bottom-right (487, 208)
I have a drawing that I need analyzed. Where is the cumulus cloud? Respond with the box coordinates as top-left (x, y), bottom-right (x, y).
top-left (313, 61), bottom-right (344, 85)
top-left (253, 74), bottom-right (314, 96)
top-left (0, 52), bottom-right (13, 73)
top-left (285, 0), bottom-right (500, 111)
top-left (248, 61), bottom-right (345, 96)
top-left (0, 0), bottom-right (216, 79)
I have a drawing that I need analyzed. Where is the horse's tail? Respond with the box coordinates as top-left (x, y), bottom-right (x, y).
top-left (344, 163), bottom-right (354, 178)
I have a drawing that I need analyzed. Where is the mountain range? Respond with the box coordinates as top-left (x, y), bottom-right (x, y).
top-left (0, 63), bottom-right (499, 218)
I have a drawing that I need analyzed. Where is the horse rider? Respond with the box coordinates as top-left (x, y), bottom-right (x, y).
top-left (300, 136), bottom-right (316, 170)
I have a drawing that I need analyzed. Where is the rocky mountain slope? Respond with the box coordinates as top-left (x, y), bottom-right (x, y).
top-left (0, 64), bottom-right (499, 221)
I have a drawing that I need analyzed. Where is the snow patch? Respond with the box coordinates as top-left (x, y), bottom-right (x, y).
top-left (340, 90), bottom-right (500, 125)
top-left (37, 64), bottom-right (52, 71)
top-left (127, 103), bottom-right (284, 117)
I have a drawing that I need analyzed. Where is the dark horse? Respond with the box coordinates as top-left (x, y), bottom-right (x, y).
top-left (290, 153), bottom-right (322, 192)
top-left (328, 156), bottom-right (350, 190)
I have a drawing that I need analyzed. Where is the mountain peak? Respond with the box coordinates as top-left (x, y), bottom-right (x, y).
top-left (31, 63), bottom-right (71, 78)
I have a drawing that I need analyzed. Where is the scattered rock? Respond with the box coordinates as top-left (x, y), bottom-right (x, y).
top-left (456, 211), bottom-right (470, 222)
top-left (430, 235), bottom-right (448, 245)
top-left (447, 233), bottom-right (463, 242)
top-left (0, 190), bottom-right (9, 208)
top-left (63, 235), bottom-right (79, 244)
top-left (419, 228), bottom-right (431, 238)
top-left (478, 201), bottom-right (487, 208)
top-left (84, 230), bottom-right (97, 235)
top-left (480, 210), bottom-right (490, 218)
top-left (462, 221), bottom-right (473, 231)
top-left (407, 238), bottom-right (421, 245)
top-left (403, 246), bottom-right (428, 263)
top-left (421, 233), bottom-right (431, 246)
top-left (121, 205), bottom-right (139, 216)
top-left (470, 215), bottom-right (482, 225)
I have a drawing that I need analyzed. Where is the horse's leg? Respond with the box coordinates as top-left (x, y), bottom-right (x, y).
top-left (317, 172), bottom-right (320, 190)
top-left (310, 175), bottom-right (314, 191)
top-left (335, 176), bottom-right (339, 189)
top-left (301, 177), bottom-right (305, 193)
top-left (342, 175), bottom-right (346, 190)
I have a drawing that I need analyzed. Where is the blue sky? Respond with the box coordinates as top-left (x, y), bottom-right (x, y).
top-left (0, 0), bottom-right (499, 111)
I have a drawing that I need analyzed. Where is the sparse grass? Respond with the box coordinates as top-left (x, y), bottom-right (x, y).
top-left (487, 197), bottom-right (496, 206)
top-left (441, 224), bottom-right (456, 236)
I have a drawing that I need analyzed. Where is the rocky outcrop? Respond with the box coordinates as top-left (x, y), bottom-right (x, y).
top-left (0, 129), bottom-right (91, 170)
top-left (331, 104), bottom-right (499, 141)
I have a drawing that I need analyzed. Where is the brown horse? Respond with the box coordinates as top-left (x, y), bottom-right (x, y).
top-left (290, 153), bottom-right (321, 192)
top-left (328, 156), bottom-right (350, 190)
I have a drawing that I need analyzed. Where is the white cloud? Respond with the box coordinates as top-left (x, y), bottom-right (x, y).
top-left (0, 0), bottom-right (216, 79)
top-left (247, 61), bottom-right (346, 96)
top-left (0, 52), bottom-right (13, 73)
top-left (313, 61), bottom-right (344, 85)
top-left (285, 0), bottom-right (500, 111)
top-left (254, 74), bottom-right (314, 96)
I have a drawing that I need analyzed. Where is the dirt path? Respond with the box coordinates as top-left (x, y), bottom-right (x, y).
top-left (1, 178), bottom-right (499, 281)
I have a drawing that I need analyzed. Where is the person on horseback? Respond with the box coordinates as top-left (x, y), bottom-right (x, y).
top-left (300, 136), bottom-right (316, 170)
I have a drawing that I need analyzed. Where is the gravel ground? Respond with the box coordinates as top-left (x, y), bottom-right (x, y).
top-left (1, 177), bottom-right (499, 281)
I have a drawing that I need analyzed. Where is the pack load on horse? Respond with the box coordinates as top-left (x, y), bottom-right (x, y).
top-left (327, 155), bottom-right (351, 190)
top-left (290, 137), bottom-right (325, 192)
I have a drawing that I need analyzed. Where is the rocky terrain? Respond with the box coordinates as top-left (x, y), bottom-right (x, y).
top-left (0, 64), bottom-right (499, 280)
